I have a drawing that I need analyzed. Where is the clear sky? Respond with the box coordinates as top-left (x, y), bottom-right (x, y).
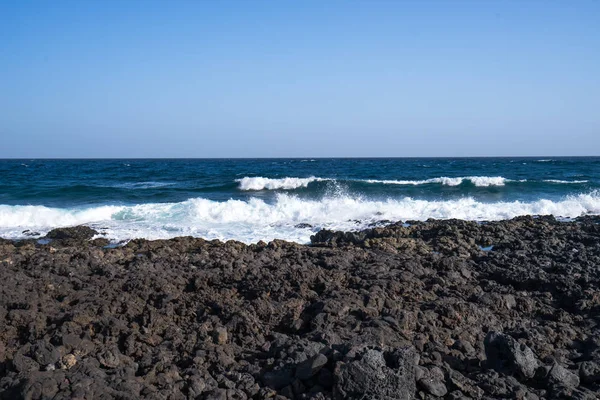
top-left (1, 0), bottom-right (599, 157)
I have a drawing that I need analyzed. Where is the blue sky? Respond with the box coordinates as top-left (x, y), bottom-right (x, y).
top-left (1, 0), bottom-right (599, 157)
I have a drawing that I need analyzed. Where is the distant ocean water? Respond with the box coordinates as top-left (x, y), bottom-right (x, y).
top-left (1, 158), bottom-right (599, 243)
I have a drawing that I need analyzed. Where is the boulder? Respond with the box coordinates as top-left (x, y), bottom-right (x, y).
top-left (418, 377), bottom-right (448, 397)
top-left (296, 353), bottom-right (328, 380)
top-left (46, 226), bottom-right (98, 240)
top-left (334, 347), bottom-right (417, 400)
top-left (484, 331), bottom-right (539, 379)
top-left (579, 361), bottom-right (600, 384)
top-left (547, 362), bottom-right (580, 388)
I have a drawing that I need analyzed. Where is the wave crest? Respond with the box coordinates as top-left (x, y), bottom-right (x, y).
top-left (366, 176), bottom-right (512, 187)
top-left (236, 176), bottom-right (325, 190)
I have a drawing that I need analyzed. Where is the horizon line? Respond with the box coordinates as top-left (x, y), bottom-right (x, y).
top-left (0, 155), bottom-right (599, 160)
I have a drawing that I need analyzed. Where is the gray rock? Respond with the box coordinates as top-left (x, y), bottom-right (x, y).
top-left (547, 362), bottom-right (580, 388)
top-left (204, 388), bottom-right (228, 400)
top-left (447, 370), bottom-right (484, 399)
top-left (579, 361), bottom-right (600, 384)
top-left (334, 347), bottom-right (417, 400)
top-left (20, 371), bottom-right (63, 400)
top-left (97, 348), bottom-right (121, 369)
top-left (418, 377), bottom-right (448, 397)
top-left (296, 353), bottom-right (328, 380)
top-left (484, 331), bottom-right (539, 379)
top-left (415, 366), bottom-right (427, 381)
top-left (13, 353), bottom-right (40, 373)
top-left (188, 375), bottom-right (207, 397)
top-left (31, 340), bottom-right (61, 366)
top-left (453, 340), bottom-right (476, 355)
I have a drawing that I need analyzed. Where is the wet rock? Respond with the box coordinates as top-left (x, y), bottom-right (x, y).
top-left (295, 223), bottom-right (313, 229)
top-left (45, 225), bottom-right (98, 240)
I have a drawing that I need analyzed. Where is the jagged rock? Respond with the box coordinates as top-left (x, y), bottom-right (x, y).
top-left (13, 352), bottom-right (40, 373)
top-left (97, 348), bottom-right (121, 369)
top-left (418, 377), bottom-right (448, 397)
top-left (296, 353), bottom-right (328, 380)
top-left (31, 341), bottom-right (61, 366)
top-left (333, 347), bottom-right (417, 399)
top-left (61, 354), bottom-right (77, 370)
top-left (1, 218), bottom-right (600, 398)
top-left (447, 370), bottom-right (484, 399)
top-left (579, 361), bottom-right (600, 384)
top-left (547, 362), bottom-right (580, 388)
top-left (20, 371), bottom-right (64, 399)
top-left (295, 223), bottom-right (313, 229)
top-left (213, 327), bottom-right (228, 345)
top-left (46, 225), bottom-right (98, 240)
top-left (484, 331), bottom-right (539, 379)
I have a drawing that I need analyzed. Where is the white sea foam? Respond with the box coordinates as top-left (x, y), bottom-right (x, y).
top-left (235, 175), bottom-right (589, 190)
top-left (365, 176), bottom-right (512, 187)
top-left (1, 192), bottom-right (600, 244)
top-left (0, 205), bottom-right (122, 238)
top-left (237, 176), bottom-right (326, 190)
top-left (543, 179), bottom-right (588, 184)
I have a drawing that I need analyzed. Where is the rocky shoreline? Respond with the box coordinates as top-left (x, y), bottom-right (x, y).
top-left (1, 216), bottom-right (599, 399)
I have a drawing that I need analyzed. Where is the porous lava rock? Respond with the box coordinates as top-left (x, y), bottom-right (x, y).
top-left (1, 216), bottom-right (600, 399)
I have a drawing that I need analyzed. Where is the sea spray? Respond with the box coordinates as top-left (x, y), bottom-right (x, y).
top-left (1, 192), bottom-right (600, 243)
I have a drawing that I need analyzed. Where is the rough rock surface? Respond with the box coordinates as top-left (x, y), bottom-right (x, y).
top-left (1, 216), bottom-right (600, 399)
top-left (45, 226), bottom-right (98, 241)
top-left (484, 331), bottom-right (539, 379)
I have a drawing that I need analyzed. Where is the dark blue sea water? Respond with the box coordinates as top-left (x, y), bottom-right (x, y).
top-left (1, 158), bottom-right (599, 243)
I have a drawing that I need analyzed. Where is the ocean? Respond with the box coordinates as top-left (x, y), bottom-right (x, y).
top-left (1, 157), bottom-right (599, 243)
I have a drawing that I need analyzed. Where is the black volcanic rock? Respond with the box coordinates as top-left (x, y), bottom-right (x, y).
top-left (484, 331), bottom-right (539, 379)
top-left (1, 217), bottom-right (600, 399)
top-left (45, 225), bottom-right (98, 240)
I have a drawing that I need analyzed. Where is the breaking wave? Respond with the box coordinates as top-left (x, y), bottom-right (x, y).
top-left (236, 176), bottom-right (326, 190)
top-left (1, 192), bottom-right (600, 243)
top-left (236, 176), bottom-right (595, 191)
top-left (365, 176), bottom-right (513, 187)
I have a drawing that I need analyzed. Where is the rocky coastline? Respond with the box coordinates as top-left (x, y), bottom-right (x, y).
top-left (1, 216), bottom-right (599, 399)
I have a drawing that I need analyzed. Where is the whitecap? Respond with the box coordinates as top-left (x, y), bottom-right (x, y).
top-left (236, 176), bottom-right (327, 190)
top-left (364, 176), bottom-right (513, 187)
top-left (1, 192), bottom-right (599, 244)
